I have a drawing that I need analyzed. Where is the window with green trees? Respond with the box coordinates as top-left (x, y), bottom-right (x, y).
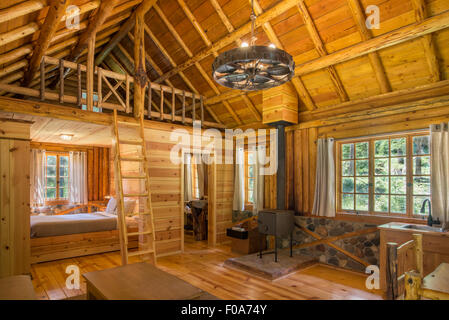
top-left (337, 132), bottom-right (431, 217)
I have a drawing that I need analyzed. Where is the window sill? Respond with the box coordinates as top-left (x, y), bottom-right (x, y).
top-left (336, 212), bottom-right (427, 225)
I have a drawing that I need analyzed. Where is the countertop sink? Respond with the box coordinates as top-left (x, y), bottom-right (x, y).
top-left (401, 224), bottom-right (445, 232)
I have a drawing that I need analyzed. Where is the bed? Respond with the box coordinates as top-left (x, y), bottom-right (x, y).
top-left (30, 199), bottom-right (139, 264)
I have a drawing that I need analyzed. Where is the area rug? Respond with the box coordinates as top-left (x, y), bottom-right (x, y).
top-left (224, 249), bottom-right (318, 280)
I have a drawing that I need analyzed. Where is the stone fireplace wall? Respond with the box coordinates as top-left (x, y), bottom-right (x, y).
top-left (279, 216), bottom-right (380, 273)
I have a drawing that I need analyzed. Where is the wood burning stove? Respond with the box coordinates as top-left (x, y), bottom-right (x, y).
top-left (257, 210), bottom-right (294, 262)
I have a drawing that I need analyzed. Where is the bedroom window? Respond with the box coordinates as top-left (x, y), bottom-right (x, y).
top-left (45, 153), bottom-right (70, 203)
top-left (336, 132), bottom-right (431, 218)
top-left (245, 150), bottom-right (255, 204)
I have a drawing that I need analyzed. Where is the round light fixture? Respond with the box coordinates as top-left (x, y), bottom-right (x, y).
top-left (60, 134), bottom-right (73, 141)
top-left (212, 0), bottom-right (295, 91)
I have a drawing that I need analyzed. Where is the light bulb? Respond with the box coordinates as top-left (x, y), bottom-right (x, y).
top-left (241, 42), bottom-right (249, 48)
top-left (269, 43), bottom-right (276, 49)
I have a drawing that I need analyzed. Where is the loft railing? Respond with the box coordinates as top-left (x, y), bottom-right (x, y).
top-left (0, 56), bottom-right (223, 128)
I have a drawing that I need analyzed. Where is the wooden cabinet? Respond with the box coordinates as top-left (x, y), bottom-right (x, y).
top-left (379, 224), bottom-right (449, 294)
top-left (0, 119), bottom-right (32, 277)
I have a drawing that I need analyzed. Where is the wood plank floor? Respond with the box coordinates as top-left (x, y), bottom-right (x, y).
top-left (30, 237), bottom-right (383, 300)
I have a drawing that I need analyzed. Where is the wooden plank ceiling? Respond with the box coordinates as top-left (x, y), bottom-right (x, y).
top-left (1, 0), bottom-right (449, 129)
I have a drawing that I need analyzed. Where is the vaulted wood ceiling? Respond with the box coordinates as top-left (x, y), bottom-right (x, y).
top-left (1, 0), bottom-right (449, 128)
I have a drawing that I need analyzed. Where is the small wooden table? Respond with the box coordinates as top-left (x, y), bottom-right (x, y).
top-left (83, 262), bottom-right (212, 300)
top-left (0, 275), bottom-right (37, 300)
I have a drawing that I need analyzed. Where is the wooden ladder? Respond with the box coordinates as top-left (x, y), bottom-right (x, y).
top-left (112, 109), bottom-right (157, 265)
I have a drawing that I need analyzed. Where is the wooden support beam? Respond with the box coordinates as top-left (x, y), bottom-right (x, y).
top-left (295, 10), bottom-right (449, 77)
top-left (410, 0), bottom-right (441, 82)
top-left (22, 0), bottom-right (68, 87)
top-left (346, 0), bottom-right (391, 93)
top-left (87, 36), bottom-right (96, 111)
top-left (94, 0), bottom-right (157, 66)
top-left (296, 0), bottom-right (348, 102)
top-left (174, 0), bottom-right (242, 124)
top-left (0, 0), bottom-right (46, 24)
top-left (0, 96), bottom-right (226, 129)
top-left (155, 0), bottom-right (299, 83)
top-left (133, 7), bottom-right (148, 119)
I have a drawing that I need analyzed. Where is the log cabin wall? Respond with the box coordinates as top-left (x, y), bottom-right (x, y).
top-left (285, 98), bottom-right (449, 219)
top-left (30, 142), bottom-right (111, 202)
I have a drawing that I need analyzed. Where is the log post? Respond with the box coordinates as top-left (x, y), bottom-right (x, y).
top-left (171, 87), bottom-right (175, 122)
top-left (386, 242), bottom-right (398, 300)
top-left (159, 87), bottom-right (164, 120)
top-left (404, 271), bottom-right (422, 300)
top-left (97, 68), bottom-right (102, 110)
top-left (59, 59), bottom-right (64, 104)
top-left (40, 59), bottom-right (45, 101)
top-left (147, 83), bottom-right (152, 119)
top-left (413, 233), bottom-right (423, 277)
top-left (77, 64), bottom-right (82, 107)
top-left (182, 90), bottom-right (186, 124)
top-left (133, 9), bottom-right (148, 118)
top-left (86, 36), bottom-right (95, 111)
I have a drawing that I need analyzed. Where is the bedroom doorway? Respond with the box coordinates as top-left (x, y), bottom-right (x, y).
top-left (182, 151), bottom-right (215, 249)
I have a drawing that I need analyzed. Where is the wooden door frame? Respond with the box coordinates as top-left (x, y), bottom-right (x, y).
top-left (180, 149), bottom-right (216, 250)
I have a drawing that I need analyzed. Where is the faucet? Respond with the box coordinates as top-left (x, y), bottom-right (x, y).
top-left (420, 199), bottom-right (433, 226)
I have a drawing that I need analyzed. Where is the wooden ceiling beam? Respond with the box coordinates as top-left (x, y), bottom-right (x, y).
top-left (0, 0), bottom-right (46, 24)
top-left (143, 15), bottom-right (225, 124)
top-left (346, 0), bottom-right (391, 94)
top-left (22, 0), bottom-right (69, 87)
top-left (0, 1), bottom-right (101, 48)
top-left (250, 0), bottom-right (315, 111)
top-left (296, 0), bottom-right (348, 102)
top-left (295, 9), bottom-right (449, 77)
top-left (175, 0), bottom-right (243, 124)
top-left (410, 0), bottom-right (441, 82)
top-left (65, 0), bottom-right (120, 62)
top-left (94, 0), bottom-right (158, 66)
top-left (155, 0), bottom-right (299, 83)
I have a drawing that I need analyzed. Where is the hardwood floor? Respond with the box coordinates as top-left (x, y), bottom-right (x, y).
top-left (30, 237), bottom-right (383, 300)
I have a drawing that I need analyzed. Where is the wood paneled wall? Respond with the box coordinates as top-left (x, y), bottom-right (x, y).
top-left (87, 147), bottom-right (110, 201)
top-left (214, 163), bottom-right (234, 244)
top-left (285, 128), bottom-right (318, 215)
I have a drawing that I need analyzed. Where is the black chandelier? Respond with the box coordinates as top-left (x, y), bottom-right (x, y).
top-left (212, 0), bottom-right (295, 91)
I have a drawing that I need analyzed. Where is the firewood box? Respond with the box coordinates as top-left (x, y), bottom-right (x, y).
top-left (227, 218), bottom-right (266, 254)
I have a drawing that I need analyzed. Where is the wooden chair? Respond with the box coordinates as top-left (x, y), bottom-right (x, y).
top-left (387, 233), bottom-right (449, 300)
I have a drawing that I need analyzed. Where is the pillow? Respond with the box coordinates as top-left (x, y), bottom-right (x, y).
top-left (124, 200), bottom-right (136, 215)
top-left (105, 197), bottom-right (117, 215)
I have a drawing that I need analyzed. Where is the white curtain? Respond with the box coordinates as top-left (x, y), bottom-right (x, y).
top-left (430, 123), bottom-right (449, 228)
top-left (184, 153), bottom-right (193, 202)
top-left (252, 146), bottom-right (265, 215)
top-left (233, 147), bottom-right (245, 211)
top-left (312, 138), bottom-right (336, 217)
top-left (194, 153), bottom-right (205, 199)
top-left (30, 149), bottom-right (46, 207)
top-left (69, 151), bottom-right (88, 204)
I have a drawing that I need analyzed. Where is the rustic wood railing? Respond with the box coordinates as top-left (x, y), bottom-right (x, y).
top-left (0, 55), bottom-right (223, 128)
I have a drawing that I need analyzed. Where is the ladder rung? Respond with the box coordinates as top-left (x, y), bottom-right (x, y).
top-left (117, 121), bottom-right (140, 127)
top-left (126, 211), bottom-right (152, 217)
top-left (122, 175), bottom-right (146, 179)
top-left (127, 231), bottom-right (152, 237)
top-left (123, 193), bottom-right (148, 198)
top-left (120, 156), bottom-right (144, 162)
top-left (128, 249), bottom-right (155, 257)
top-left (119, 139), bottom-right (143, 145)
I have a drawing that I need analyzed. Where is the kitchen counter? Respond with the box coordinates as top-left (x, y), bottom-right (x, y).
top-left (378, 222), bottom-right (449, 237)
top-left (378, 222), bottom-right (449, 293)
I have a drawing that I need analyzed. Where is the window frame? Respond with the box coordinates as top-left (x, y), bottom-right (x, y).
top-left (336, 131), bottom-right (431, 219)
top-left (244, 150), bottom-right (255, 205)
top-left (45, 152), bottom-right (70, 205)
